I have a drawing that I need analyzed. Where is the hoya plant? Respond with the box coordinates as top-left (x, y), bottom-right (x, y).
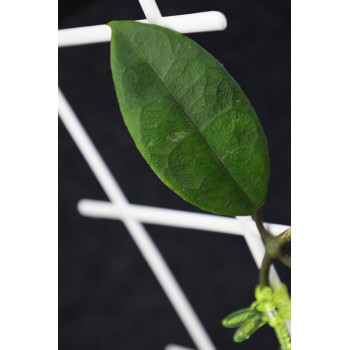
top-left (108, 20), bottom-right (291, 349)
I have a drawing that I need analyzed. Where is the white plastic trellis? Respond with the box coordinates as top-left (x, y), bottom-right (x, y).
top-left (58, 1), bottom-right (290, 349)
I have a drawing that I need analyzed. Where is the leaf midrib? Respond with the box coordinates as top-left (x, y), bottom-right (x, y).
top-left (117, 26), bottom-right (258, 212)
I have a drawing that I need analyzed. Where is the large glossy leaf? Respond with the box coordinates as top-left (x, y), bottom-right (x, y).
top-left (108, 21), bottom-right (269, 216)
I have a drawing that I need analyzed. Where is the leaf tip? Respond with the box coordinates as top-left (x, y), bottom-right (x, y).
top-left (233, 332), bottom-right (248, 343)
top-left (221, 317), bottom-right (229, 328)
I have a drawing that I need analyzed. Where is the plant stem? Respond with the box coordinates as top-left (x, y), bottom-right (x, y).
top-left (253, 208), bottom-right (273, 242)
top-left (254, 209), bottom-right (291, 268)
top-left (254, 209), bottom-right (291, 288)
top-left (253, 211), bottom-right (291, 349)
top-left (278, 255), bottom-right (291, 268)
top-left (259, 252), bottom-right (273, 287)
top-left (275, 228), bottom-right (291, 251)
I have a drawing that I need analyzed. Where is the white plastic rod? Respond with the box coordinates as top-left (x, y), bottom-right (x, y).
top-left (58, 88), bottom-right (216, 350)
top-left (58, 89), bottom-right (129, 207)
top-left (138, 0), bottom-right (162, 24)
top-left (157, 11), bottom-right (227, 33)
top-left (58, 25), bottom-right (111, 47)
top-left (78, 199), bottom-right (289, 236)
top-left (119, 217), bottom-right (217, 350)
top-left (165, 345), bottom-right (196, 350)
top-left (58, 11), bottom-right (227, 47)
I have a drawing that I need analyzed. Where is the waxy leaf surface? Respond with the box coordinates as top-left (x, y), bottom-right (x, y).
top-left (109, 21), bottom-right (269, 216)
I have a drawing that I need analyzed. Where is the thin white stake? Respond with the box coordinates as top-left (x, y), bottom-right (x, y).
top-left (138, 0), bottom-right (162, 24)
top-left (77, 199), bottom-right (288, 236)
top-left (58, 88), bottom-right (216, 350)
top-left (58, 11), bottom-right (227, 47)
top-left (58, 25), bottom-right (110, 47)
top-left (165, 345), bottom-right (196, 350)
top-left (157, 11), bottom-right (227, 33)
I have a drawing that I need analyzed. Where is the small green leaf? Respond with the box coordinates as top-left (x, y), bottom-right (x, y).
top-left (108, 21), bottom-right (269, 216)
top-left (222, 308), bottom-right (258, 328)
top-left (233, 313), bottom-right (266, 342)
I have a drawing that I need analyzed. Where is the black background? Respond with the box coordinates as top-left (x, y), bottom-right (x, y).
top-left (59, 1), bottom-right (290, 349)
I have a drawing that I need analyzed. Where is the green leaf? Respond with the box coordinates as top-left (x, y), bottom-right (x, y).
top-left (233, 313), bottom-right (266, 342)
top-left (222, 308), bottom-right (258, 328)
top-left (108, 21), bottom-right (269, 216)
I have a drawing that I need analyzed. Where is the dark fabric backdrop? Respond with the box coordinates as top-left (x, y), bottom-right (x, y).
top-left (59, 1), bottom-right (290, 349)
